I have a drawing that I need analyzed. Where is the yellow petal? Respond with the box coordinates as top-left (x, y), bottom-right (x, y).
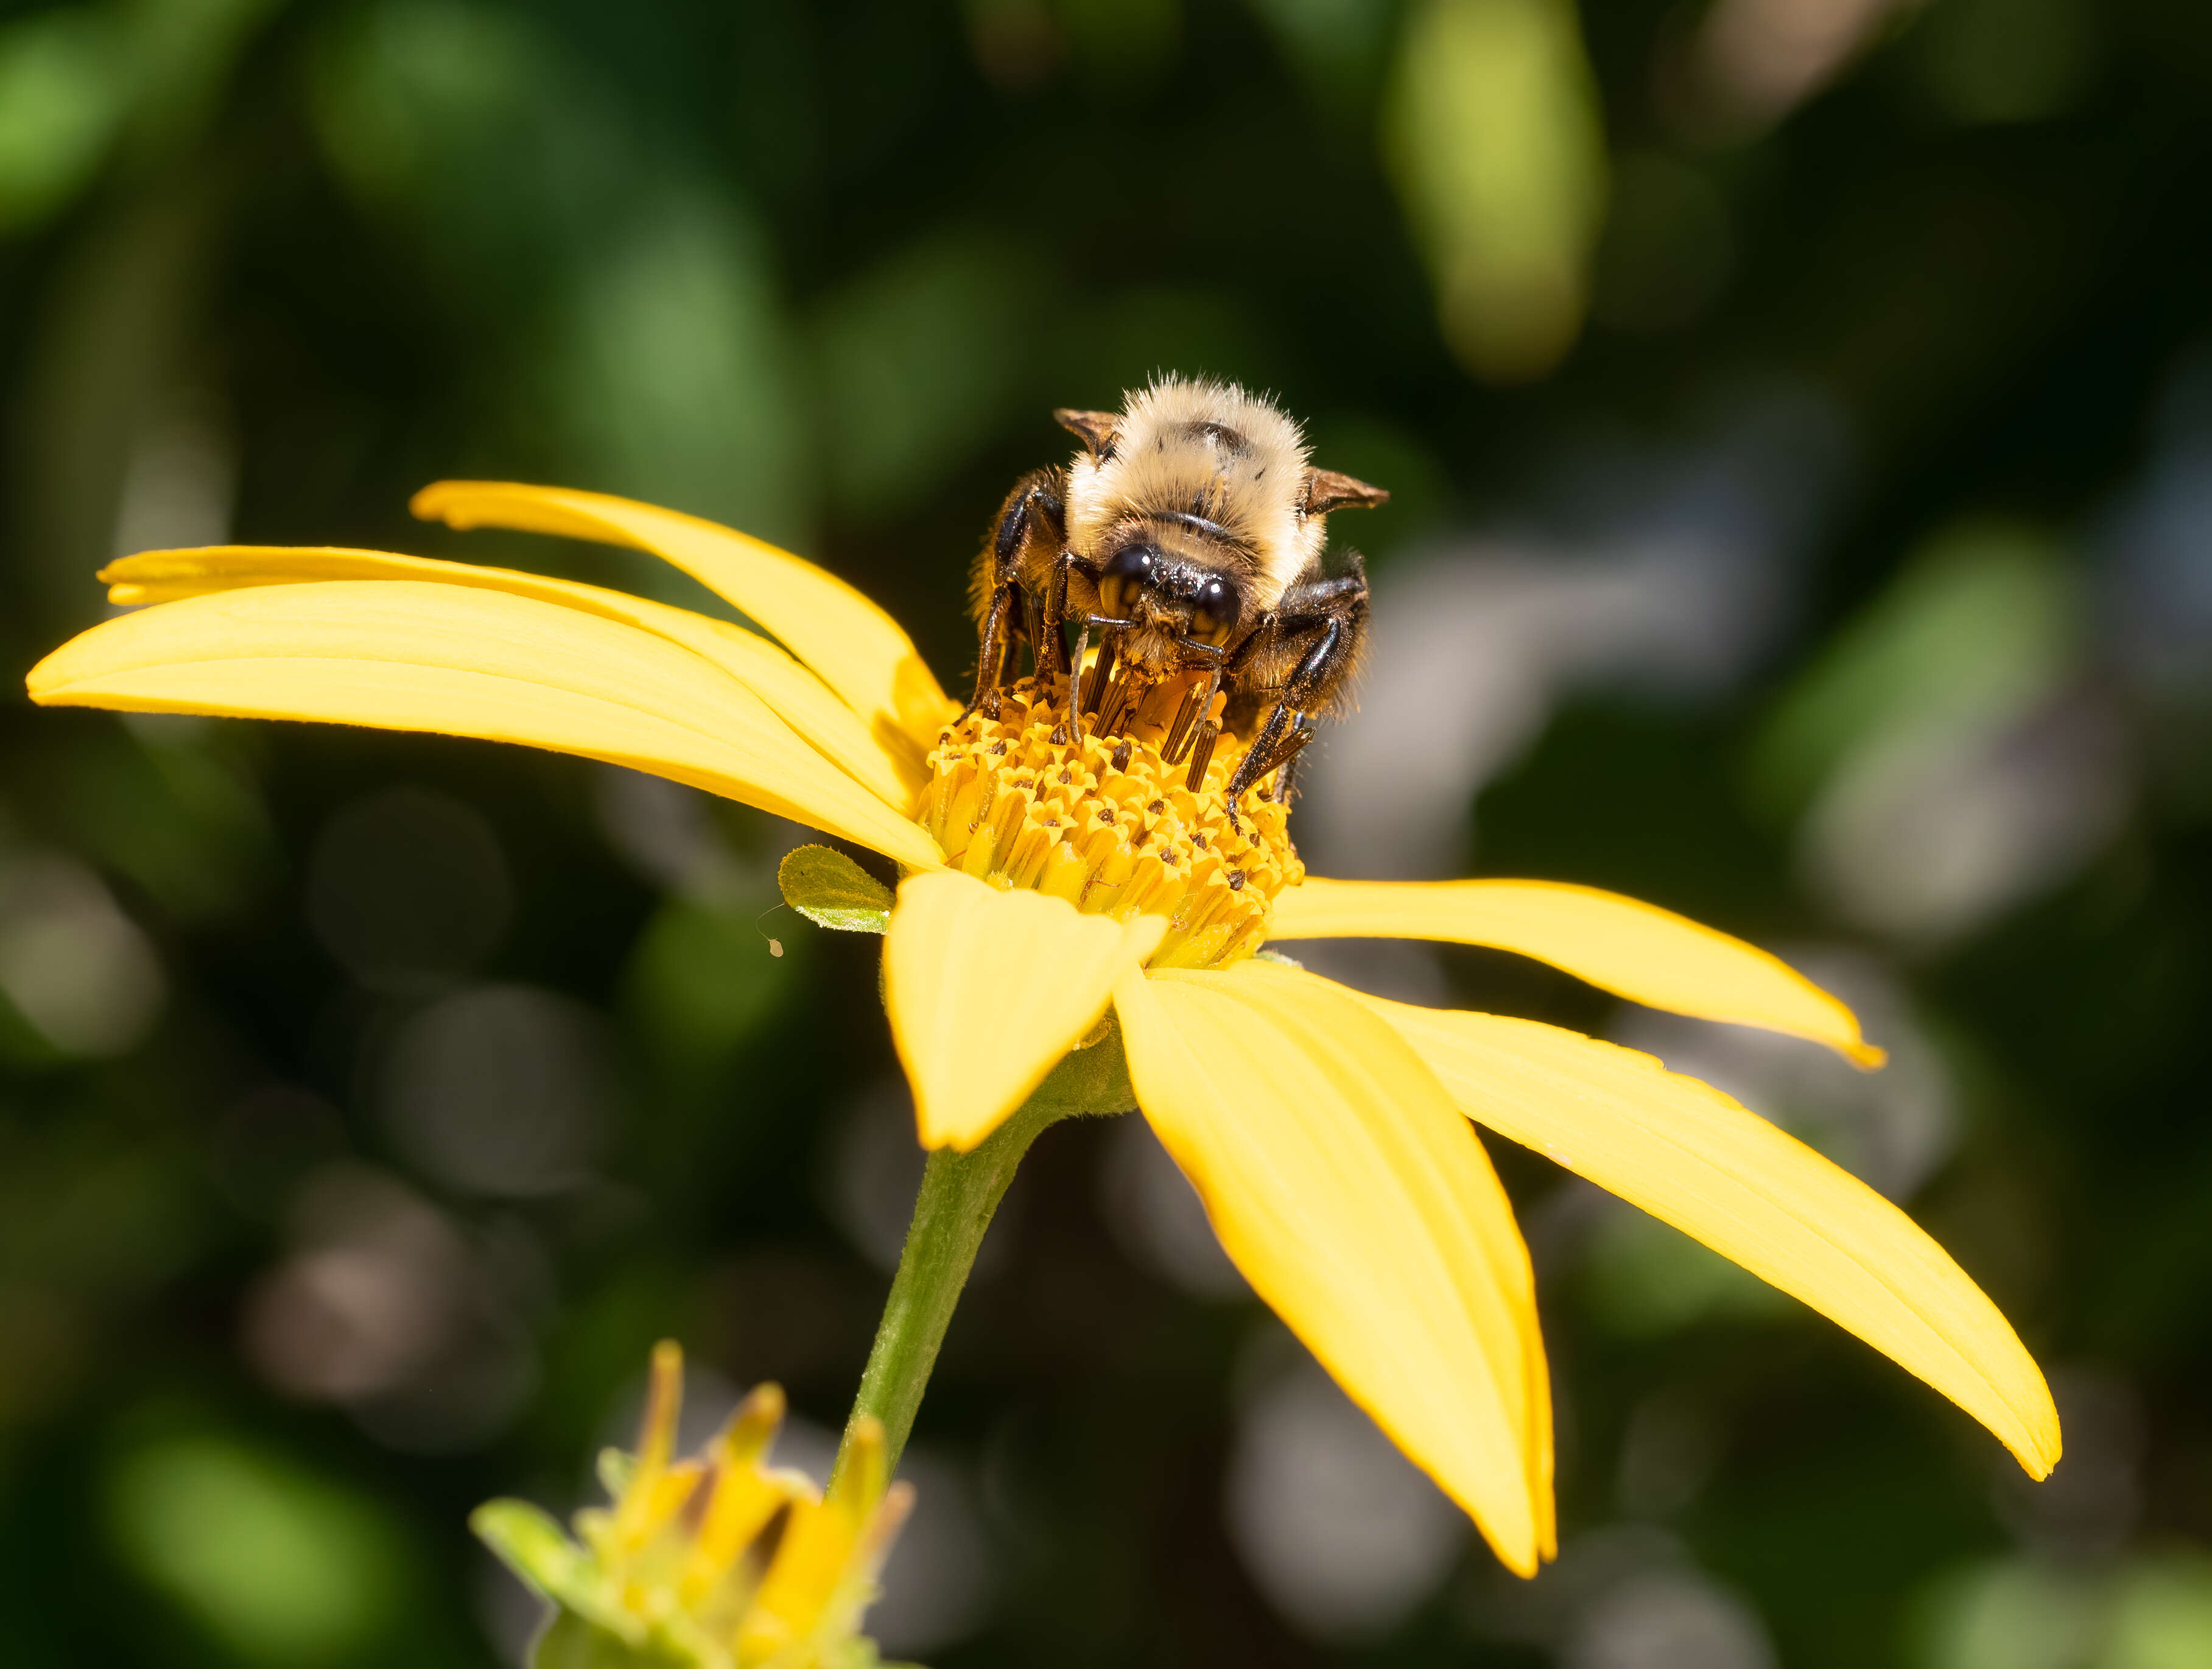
top-left (1115, 959), bottom-right (1548, 1573)
top-left (1358, 994), bottom-right (2062, 1479)
top-left (410, 480), bottom-right (956, 762)
top-left (1271, 877), bottom-right (1883, 1066)
top-left (27, 581), bottom-right (944, 872)
top-left (104, 545), bottom-right (915, 807)
top-left (885, 872), bottom-right (1164, 1151)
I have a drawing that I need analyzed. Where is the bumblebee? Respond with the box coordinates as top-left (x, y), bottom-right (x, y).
top-left (967, 376), bottom-right (1385, 804)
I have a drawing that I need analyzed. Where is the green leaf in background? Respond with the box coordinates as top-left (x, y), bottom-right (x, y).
top-left (1383, 0), bottom-right (1608, 382)
top-left (779, 845), bottom-right (896, 934)
top-left (105, 1429), bottom-right (412, 1666)
top-left (1749, 521), bottom-right (2079, 818)
top-left (0, 11), bottom-right (127, 236)
top-left (812, 231), bottom-right (1052, 522)
top-left (1915, 1548), bottom-right (2212, 1669)
top-left (623, 894), bottom-right (795, 1084)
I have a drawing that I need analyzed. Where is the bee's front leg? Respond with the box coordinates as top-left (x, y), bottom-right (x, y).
top-left (1246, 714), bottom-right (1318, 804)
top-left (1222, 604), bottom-right (1359, 807)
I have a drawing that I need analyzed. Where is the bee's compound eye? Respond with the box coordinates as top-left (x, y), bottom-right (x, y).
top-left (1099, 544), bottom-right (1155, 616)
top-left (1190, 575), bottom-right (1241, 644)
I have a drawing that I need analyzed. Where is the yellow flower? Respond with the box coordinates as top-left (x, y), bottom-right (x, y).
top-left (474, 1340), bottom-right (911, 1669)
top-left (29, 480), bottom-right (2060, 1576)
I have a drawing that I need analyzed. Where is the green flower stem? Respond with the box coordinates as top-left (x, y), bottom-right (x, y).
top-left (830, 1015), bottom-right (1136, 1490)
top-left (828, 1097), bottom-right (1055, 1488)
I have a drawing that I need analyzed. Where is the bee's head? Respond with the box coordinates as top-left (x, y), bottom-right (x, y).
top-left (1097, 538), bottom-right (1243, 646)
top-left (1058, 376), bottom-right (1386, 617)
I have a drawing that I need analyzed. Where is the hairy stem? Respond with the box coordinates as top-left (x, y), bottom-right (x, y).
top-left (828, 1097), bottom-right (1055, 1487)
top-left (829, 1017), bottom-right (1136, 1489)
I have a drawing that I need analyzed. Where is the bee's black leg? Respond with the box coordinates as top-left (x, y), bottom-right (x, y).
top-left (1272, 721), bottom-right (1316, 804)
top-left (1040, 549), bottom-right (1075, 684)
top-left (1023, 591), bottom-right (1047, 680)
top-left (1226, 702), bottom-right (1293, 810)
top-left (1221, 610), bottom-right (1277, 681)
top-left (966, 584), bottom-right (1017, 720)
top-left (966, 469), bottom-right (1067, 718)
top-left (1249, 715), bottom-right (1317, 803)
top-left (1224, 614), bottom-right (1349, 805)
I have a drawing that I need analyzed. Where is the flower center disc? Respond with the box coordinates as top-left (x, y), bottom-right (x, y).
top-left (915, 675), bottom-right (1304, 970)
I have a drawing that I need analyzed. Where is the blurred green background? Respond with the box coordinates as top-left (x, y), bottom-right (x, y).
top-left (2, 0), bottom-right (2210, 1664)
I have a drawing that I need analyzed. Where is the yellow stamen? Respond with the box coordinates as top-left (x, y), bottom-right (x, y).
top-left (738, 1416), bottom-right (889, 1660)
top-left (679, 1383), bottom-right (790, 1606)
top-left (480, 1341), bottom-right (910, 1668)
top-left (607, 1339), bottom-right (690, 1553)
top-left (913, 676), bottom-right (1304, 969)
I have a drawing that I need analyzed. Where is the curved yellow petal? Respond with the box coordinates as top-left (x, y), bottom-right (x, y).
top-left (1249, 961), bottom-right (1556, 1558)
top-left (885, 872), bottom-right (1164, 1152)
top-left (410, 481), bottom-right (956, 765)
top-left (27, 581), bottom-right (944, 872)
top-left (1271, 877), bottom-right (1883, 1067)
top-left (1357, 994), bottom-right (2061, 1479)
top-left (103, 546), bottom-right (915, 809)
top-left (1116, 959), bottom-right (1549, 1573)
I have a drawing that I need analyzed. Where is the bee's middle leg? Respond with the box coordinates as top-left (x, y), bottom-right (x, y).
top-left (965, 469), bottom-right (1067, 719)
top-left (967, 584), bottom-right (1020, 721)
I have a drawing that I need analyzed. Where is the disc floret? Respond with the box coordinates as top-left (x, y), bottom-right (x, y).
top-left (914, 675), bottom-right (1303, 970)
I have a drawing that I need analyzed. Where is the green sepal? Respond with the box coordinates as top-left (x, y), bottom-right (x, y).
top-left (472, 1499), bottom-right (591, 1606)
top-left (471, 1500), bottom-right (641, 1645)
top-left (1028, 1008), bottom-right (1136, 1118)
top-left (779, 845), bottom-right (896, 933)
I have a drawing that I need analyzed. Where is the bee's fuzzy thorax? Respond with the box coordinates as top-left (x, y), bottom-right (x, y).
top-left (1064, 376), bottom-right (1324, 610)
